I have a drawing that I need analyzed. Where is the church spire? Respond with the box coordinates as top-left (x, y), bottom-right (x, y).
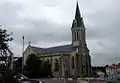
top-left (75, 1), bottom-right (81, 20)
top-left (71, 1), bottom-right (84, 28)
top-left (71, 1), bottom-right (83, 28)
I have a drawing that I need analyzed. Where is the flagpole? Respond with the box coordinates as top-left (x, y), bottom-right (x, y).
top-left (22, 36), bottom-right (24, 74)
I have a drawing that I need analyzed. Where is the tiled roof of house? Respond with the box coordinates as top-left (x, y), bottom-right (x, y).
top-left (111, 65), bottom-right (120, 69)
top-left (107, 64), bottom-right (120, 69)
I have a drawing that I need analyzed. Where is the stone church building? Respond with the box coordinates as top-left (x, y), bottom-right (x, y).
top-left (23, 2), bottom-right (92, 78)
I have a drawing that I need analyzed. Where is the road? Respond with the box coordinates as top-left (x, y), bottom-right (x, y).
top-left (34, 78), bottom-right (64, 83)
top-left (33, 78), bottom-right (77, 83)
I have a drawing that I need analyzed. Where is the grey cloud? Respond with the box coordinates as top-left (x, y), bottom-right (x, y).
top-left (0, 0), bottom-right (120, 66)
top-left (10, 18), bottom-right (71, 45)
top-left (97, 42), bottom-right (108, 48)
top-left (91, 53), bottom-right (114, 66)
top-left (0, 1), bottom-right (23, 26)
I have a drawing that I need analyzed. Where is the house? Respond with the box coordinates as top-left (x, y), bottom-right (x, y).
top-left (106, 64), bottom-right (120, 79)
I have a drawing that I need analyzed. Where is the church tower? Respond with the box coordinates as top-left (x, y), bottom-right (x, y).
top-left (71, 1), bottom-right (86, 50)
top-left (71, 2), bottom-right (92, 77)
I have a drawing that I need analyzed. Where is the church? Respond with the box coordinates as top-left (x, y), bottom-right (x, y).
top-left (23, 2), bottom-right (92, 78)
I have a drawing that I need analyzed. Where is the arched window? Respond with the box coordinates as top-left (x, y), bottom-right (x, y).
top-left (74, 31), bottom-right (79, 41)
top-left (54, 58), bottom-right (59, 72)
top-left (76, 32), bottom-right (79, 40)
top-left (73, 32), bottom-right (76, 41)
top-left (72, 57), bottom-right (74, 68)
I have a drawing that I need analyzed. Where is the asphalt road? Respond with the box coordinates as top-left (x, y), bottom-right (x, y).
top-left (34, 78), bottom-right (64, 83)
top-left (33, 78), bottom-right (77, 83)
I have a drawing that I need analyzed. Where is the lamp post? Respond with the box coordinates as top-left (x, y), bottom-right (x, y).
top-left (22, 36), bottom-right (24, 74)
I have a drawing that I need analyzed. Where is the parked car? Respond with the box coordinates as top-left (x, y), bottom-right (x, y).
top-left (14, 73), bottom-right (44, 83)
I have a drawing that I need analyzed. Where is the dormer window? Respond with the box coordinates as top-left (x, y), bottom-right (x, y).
top-left (74, 19), bottom-right (77, 24)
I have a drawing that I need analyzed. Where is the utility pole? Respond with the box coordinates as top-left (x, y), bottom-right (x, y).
top-left (22, 36), bottom-right (24, 74)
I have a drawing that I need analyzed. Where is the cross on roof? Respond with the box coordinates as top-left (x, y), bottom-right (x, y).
top-left (28, 41), bottom-right (31, 45)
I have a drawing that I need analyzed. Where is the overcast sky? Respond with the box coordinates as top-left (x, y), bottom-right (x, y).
top-left (0, 0), bottom-right (119, 66)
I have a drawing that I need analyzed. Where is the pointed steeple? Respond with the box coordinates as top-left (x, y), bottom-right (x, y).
top-left (75, 1), bottom-right (81, 20)
top-left (72, 1), bottom-right (83, 28)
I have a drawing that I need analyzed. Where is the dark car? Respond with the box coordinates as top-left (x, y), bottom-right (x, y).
top-left (14, 74), bottom-right (44, 83)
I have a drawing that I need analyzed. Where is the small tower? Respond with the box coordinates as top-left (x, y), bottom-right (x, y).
top-left (71, 1), bottom-right (86, 49)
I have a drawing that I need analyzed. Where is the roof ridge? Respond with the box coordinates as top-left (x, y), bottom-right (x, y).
top-left (31, 46), bottom-right (44, 49)
top-left (30, 44), bottom-right (71, 49)
top-left (45, 44), bottom-right (71, 49)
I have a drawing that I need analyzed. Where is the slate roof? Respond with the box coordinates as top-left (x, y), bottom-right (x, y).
top-left (31, 44), bottom-right (75, 54)
top-left (45, 44), bottom-right (75, 53)
top-left (31, 46), bottom-right (45, 53)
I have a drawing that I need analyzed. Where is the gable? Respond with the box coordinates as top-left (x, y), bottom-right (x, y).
top-left (23, 45), bottom-right (34, 55)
